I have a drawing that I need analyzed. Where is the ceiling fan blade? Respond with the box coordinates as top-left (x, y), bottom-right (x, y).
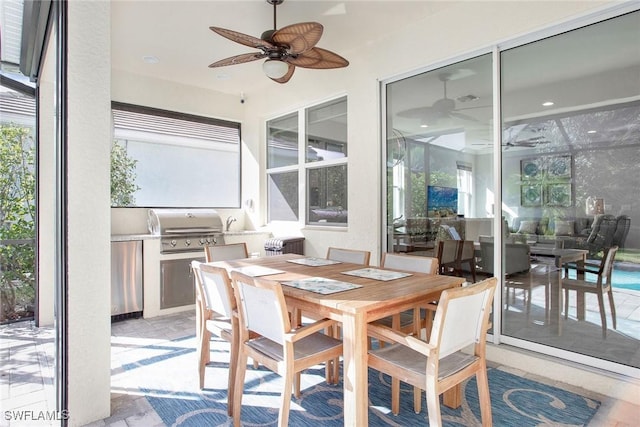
top-left (396, 106), bottom-right (441, 121)
top-left (286, 47), bottom-right (349, 69)
top-left (269, 63), bottom-right (296, 84)
top-left (208, 52), bottom-right (266, 68)
top-left (210, 26), bottom-right (274, 50)
top-left (272, 22), bottom-right (323, 54)
top-left (449, 111), bottom-right (478, 122)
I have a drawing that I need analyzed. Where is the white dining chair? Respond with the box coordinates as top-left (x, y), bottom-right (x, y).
top-left (191, 261), bottom-right (238, 415)
top-left (374, 252), bottom-right (439, 413)
top-left (381, 252), bottom-right (439, 274)
top-left (204, 242), bottom-right (248, 262)
top-left (230, 271), bottom-right (343, 427)
top-left (326, 247), bottom-right (371, 265)
top-left (368, 277), bottom-right (497, 424)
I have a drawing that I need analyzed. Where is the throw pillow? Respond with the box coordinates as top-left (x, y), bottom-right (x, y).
top-left (517, 220), bottom-right (538, 234)
top-left (555, 220), bottom-right (575, 236)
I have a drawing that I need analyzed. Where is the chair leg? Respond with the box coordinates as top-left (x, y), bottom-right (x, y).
top-left (607, 289), bottom-right (617, 330)
top-left (391, 377), bottom-right (400, 415)
top-left (476, 367), bottom-right (493, 427)
top-left (332, 356), bottom-right (340, 385)
top-left (425, 378), bottom-right (442, 427)
top-left (232, 349), bottom-right (249, 427)
top-left (198, 329), bottom-right (210, 390)
top-left (413, 386), bottom-right (421, 414)
top-left (564, 289), bottom-right (569, 319)
top-left (279, 372), bottom-right (294, 427)
top-left (294, 372), bottom-right (301, 398)
top-left (227, 332), bottom-right (239, 416)
top-left (469, 261), bottom-right (477, 283)
top-left (597, 291), bottom-right (607, 339)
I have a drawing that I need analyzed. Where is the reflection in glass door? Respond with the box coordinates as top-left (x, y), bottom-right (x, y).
top-left (384, 54), bottom-right (494, 284)
top-left (500, 11), bottom-right (640, 369)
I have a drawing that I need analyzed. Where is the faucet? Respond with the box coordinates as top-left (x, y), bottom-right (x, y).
top-left (225, 216), bottom-right (237, 232)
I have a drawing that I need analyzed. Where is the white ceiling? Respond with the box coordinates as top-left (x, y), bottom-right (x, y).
top-left (110, 0), bottom-right (450, 96)
top-left (111, 2), bottom-right (640, 152)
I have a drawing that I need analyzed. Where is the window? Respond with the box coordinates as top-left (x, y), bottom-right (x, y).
top-left (111, 103), bottom-right (241, 208)
top-left (267, 97), bottom-right (348, 226)
top-left (456, 162), bottom-right (472, 217)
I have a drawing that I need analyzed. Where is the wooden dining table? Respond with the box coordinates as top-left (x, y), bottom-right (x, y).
top-left (208, 253), bottom-right (465, 426)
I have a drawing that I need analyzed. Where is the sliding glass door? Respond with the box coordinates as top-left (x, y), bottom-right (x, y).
top-left (384, 9), bottom-right (640, 373)
top-left (500, 10), bottom-right (640, 370)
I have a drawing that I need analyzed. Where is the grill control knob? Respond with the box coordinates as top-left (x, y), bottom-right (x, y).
top-left (185, 239), bottom-right (191, 246)
top-left (170, 240), bottom-right (177, 247)
top-left (206, 237), bottom-right (212, 244)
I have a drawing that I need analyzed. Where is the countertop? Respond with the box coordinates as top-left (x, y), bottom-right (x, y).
top-left (111, 230), bottom-right (271, 242)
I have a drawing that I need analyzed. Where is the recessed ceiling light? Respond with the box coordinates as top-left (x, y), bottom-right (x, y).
top-left (420, 124), bottom-right (429, 128)
top-left (542, 101), bottom-right (554, 107)
top-left (587, 130), bottom-right (597, 134)
top-left (142, 55), bottom-right (159, 64)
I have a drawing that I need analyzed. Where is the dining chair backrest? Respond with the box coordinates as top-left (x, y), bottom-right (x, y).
top-left (598, 245), bottom-right (618, 286)
top-left (430, 277), bottom-right (497, 360)
top-left (437, 240), bottom-right (458, 266)
top-left (230, 271), bottom-right (290, 345)
top-left (194, 261), bottom-right (236, 318)
top-left (381, 253), bottom-right (438, 274)
top-left (326, 247), bottom-right (371, 265)
top-left (204, 242), bottom-right (248, 263)
top-left (457, 240), bottom-right (475, 261)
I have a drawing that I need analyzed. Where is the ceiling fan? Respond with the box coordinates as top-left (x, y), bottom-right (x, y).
top-left (471, 127), bottom-right (552, 149)
top-left (398, 72), bottom-right (489, 124)
top-left (208, 0), bottom-right (349, 84)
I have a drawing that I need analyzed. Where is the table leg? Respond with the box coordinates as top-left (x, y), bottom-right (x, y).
top-left (576, 255), bottom-right (587, 320)
top-left (341, 311), bottom-right (367, 426)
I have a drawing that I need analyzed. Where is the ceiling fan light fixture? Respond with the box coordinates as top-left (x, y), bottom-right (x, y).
top-left (263, 59), bottom-right (289, 79)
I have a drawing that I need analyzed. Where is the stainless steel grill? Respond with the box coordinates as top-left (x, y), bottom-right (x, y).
top-left (148, 208), bottom-right (225, 254)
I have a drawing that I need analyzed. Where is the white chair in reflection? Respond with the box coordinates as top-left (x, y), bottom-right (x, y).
top-left (368, 277), bottom-right (497, 424)
top-left (563, 245), bottom-right (618, 338)
top-left (326, 247), bottom-right (371, 265)
top-left (204, 242), bottom-right (248, 262)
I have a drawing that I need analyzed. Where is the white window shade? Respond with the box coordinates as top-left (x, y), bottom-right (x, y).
top-left (112, 103), bottom-right (241, 208)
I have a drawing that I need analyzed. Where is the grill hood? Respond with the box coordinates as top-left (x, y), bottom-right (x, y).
top-left (147, 209), bottom-right (223, 235)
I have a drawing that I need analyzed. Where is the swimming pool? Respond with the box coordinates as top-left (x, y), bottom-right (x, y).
top-left (567, 266), bottom-right (640, 291)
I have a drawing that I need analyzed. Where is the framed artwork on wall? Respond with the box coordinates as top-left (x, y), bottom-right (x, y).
top-left (520, 158), bottom-right (542, 180)
top-left (521, 184), bottom-right (543, 207)
top-left (547, 155), bottom-right (572, 178)
top-left (546, 183), bottom-right (573, 207)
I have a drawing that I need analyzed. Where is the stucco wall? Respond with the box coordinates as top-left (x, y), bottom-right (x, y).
top-left (66, 1), bottom-right (112, 424)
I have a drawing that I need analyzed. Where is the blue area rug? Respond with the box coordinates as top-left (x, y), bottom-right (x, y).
top-left (121, 335), bottom-right (600, 426)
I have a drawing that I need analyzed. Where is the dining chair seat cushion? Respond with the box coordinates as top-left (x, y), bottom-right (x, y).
top-left (247, 334), bottom-right (343, 362)
top-left (369, 344), bottom-right (479, 381)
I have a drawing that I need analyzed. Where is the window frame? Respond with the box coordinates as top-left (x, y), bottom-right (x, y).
top-left (266, 95), bottom-right (348, 227)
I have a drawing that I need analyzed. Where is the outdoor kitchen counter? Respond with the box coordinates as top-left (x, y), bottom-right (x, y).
top-left (111, 233), bottom-right (158, 242)
top-left (140, 230), bottom-right (272, 319)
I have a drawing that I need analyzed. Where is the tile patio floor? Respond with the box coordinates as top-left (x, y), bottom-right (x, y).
top-left (2, 307), bottom-right (639, 426)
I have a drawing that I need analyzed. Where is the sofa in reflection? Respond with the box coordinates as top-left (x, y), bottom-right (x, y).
top-left (509, 214), bottom-right (630, 255)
